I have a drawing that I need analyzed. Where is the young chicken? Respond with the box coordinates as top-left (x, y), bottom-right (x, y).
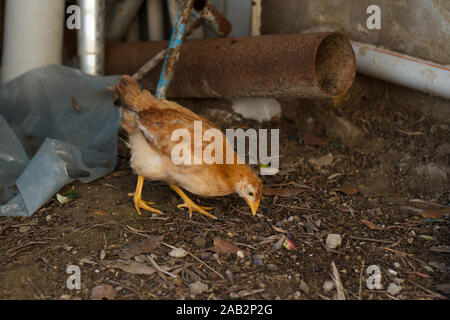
top-left (116, 75), bottom-right (262, 219)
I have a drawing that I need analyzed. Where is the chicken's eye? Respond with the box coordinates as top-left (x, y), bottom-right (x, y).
top-left (248, 191), bottom-right (254, 197)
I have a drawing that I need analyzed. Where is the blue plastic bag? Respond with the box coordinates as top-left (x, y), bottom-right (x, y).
top-left (0, 65), bottom-right (121, 216)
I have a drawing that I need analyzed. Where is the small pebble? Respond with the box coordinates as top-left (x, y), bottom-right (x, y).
top-left (387, 283), bottom-right (402, 296)
top-left (189, 281), bottom-right (208, 296)
top-left (323, 280), bottom-right (335, 292)
top-left (394, 262), bottom-right (401, 268)
top-left (236, 250), bottom-right (245, 259)
top-left (262, 207), bottom-right (271, 215)
top-left (326, 234), bottom-right (342, 249)
top-left (169, 247), bottom-right (188, 258)
top-left (388, 269), bottom-right (398, 276)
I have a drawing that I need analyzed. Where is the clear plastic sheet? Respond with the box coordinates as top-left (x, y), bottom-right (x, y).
top-left (0, 65), bottom-right (121, 216)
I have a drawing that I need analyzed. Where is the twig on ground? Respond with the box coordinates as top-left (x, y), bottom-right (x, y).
top-left (407, 279), bottom-right (447, 300)
top-left (382, 247), bottom-right (414, 257)
top-left (331, 261), bottom-right (346, 300)
top-left (349, 236), bottom-right (395, 244)
top-left (108, 280), bottom-right (143, 299)
top-left (359, 260), bottom-right (365, 300)
top-left (161, 242), bottom-right (224, 279)
top-left (146, 255), bottom-right (177, 279)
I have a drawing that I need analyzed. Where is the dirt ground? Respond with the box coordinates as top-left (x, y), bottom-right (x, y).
top-left (0, 75), bottom-right (449, 300)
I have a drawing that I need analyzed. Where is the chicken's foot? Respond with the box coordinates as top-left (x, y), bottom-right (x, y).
top-left (129, 175), bottom-right (162, 215)
top-left (170, 185), bottom-right (216, 219)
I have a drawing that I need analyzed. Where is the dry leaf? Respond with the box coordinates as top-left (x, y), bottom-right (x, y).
top-left (418, 208), bottom-right (450, 219)
top-left (304, 133), bottom-right (328, 146)
top-left (361, 219), bottom-right (385, 231)
top-left (90, 284), bottom-right (117, 300)
top-left (263, 188), bottom-right (307, 197)
top-left (213, 237), bottom-right (250, 256)
top-left (308, 153), bottom-right (334, 170)
top-left (118, 235), bottom-right (162, 259)
top-left (333, 187), bottom-right (360, 195)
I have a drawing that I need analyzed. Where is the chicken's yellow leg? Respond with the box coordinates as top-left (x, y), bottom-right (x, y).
top-left (169, 185), bottom-right (216, 219)
top-left (128, 175), bottom-right (161, 215)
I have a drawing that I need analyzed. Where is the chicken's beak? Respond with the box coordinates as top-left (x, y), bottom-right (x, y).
top-left (246, 198), bottom-right (260, 216)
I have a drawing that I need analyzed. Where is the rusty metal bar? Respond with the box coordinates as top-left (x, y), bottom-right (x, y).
top-left (106, 33), bottom-right (357, 99)
top-left (155, 0), bottom-right (195, 98)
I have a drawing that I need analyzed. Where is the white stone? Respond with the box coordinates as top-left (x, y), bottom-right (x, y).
top-left (326, 234), bottom-right (342, 249)
top-left (387, 283), bottom-right (402, 296)
top-left (189, 281), bottom-right (208, 296)
top-left (231, 98), bottom-right (281, 123)
top-left (169, 247), bottom-right (188, 258)
top-left (323, 280), bottom-right (335, 292)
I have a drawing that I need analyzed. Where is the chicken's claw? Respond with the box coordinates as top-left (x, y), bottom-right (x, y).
top-left (177, 202), bottom-right (215, 219)
top-left (134, 197), bottom-right (161, 215)
top-left (170, 185), bottom-right (216, 219)
top-left (130, 175), bottom-right (162, 215)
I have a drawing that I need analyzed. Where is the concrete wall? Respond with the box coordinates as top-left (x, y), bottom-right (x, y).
top-left (262, 0), bottom-right (450, 65)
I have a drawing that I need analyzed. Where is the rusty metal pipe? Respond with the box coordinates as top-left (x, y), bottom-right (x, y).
top-left (106, 33), bottom-right (356, 98)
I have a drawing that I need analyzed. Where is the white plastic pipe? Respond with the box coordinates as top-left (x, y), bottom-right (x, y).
top-left (352, 41), bottom-right (450, 100)
top-left (146, 0), bottom-right (164, 41)
top-left (1, 0), bottom-right (64, 84)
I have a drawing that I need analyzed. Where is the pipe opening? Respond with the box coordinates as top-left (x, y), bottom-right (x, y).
top-left (193, 0), bottom-right (207, 11)
top-left (315, 33), bottom-right (356, 97)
